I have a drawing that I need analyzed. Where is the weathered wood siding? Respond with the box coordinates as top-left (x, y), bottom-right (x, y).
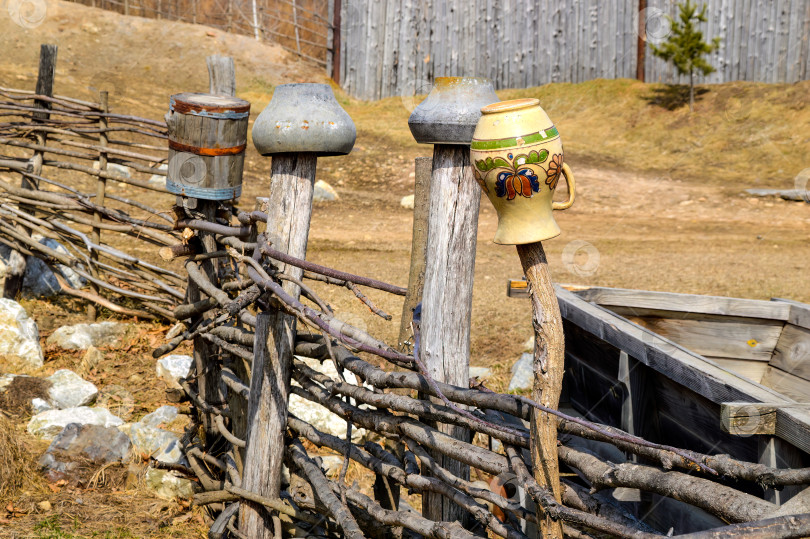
top-left (340, 0), bottom-right (810, 100)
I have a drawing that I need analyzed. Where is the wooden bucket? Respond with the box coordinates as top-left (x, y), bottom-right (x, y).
top-left (166, 93), bottom-right (250, 200)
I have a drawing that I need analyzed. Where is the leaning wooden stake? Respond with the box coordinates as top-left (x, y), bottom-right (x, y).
top-left (240, 83), bottom-right (356, 538)
top-left (517, 242), bottom-right (564, 538)
top-left (397, 156), bottom-right (433, 350)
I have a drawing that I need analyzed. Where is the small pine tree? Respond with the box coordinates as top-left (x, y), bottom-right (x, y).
top-left (651, 0), bottom-right (721, 112)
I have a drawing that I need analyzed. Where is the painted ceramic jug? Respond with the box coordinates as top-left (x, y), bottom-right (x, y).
top-left (470, 98), bottom-right (575, 245)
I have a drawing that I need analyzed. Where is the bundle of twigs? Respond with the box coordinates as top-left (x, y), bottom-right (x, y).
top-left (158, 208), bottom-right (810, 539)
top-left (0, 86), bottom-right (182, 319)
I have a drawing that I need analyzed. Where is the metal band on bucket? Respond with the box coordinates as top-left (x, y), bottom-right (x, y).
top-left (168, 139), bottom-right (246, 156)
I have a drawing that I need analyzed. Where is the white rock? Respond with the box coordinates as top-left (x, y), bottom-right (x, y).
top-left (523, 336), bottom-right (534, 352)
top-left (156, 355), bottom-right (193, 390)
top-left (31, 398), bottom-right (53, 414)
top-left (123, 406), bottom-right (184, 465)
top-left (0, 373), bottom-right (17, 391)
top-left (141, 405), bottom-right (179, 428)
top-left (290, 356), bottom-right (365, 442)
top-left (28, 407), bottom-right (123, 439)
top-left (0, 245), bottom-right (24, 289)
top-left (0, 298), bottom-right (43, 368)
top-left (319, 455), bottom-right (345, 478)
top-left (145, 467), bottom-right (196, 500)
top-left (93, 161), bottom-right (131, 179)
top-left (400, 194), bottom-right (415, 209)
top-left (46, 322), bottom-right (129, 350)
top-left (508, 353), bottom-right (533, 392)
top-left (313, 180), bottom-right (339, 202)
top-left (148, 163), bottom-right (168, 187)
top-left (47, 369), bottom-right (98, 409)
top-left (469, 366), bottom-right (493, 379)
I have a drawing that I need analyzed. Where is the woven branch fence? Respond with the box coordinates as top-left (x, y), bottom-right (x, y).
top-left (4, 49), bottom-right (810, 539)
top-left (0, 51), bottom-right (184, 319)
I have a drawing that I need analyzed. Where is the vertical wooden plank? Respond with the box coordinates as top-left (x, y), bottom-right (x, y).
top-left (785, 0), bottom-right (801, 82)
top-left (774, 0), bottom-right (791, 82)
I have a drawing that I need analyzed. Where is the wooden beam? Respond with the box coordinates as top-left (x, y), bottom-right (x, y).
top-left (397, 156), bottom-right (432, 350)
top-left (721, 402), bottom-right (779, 435)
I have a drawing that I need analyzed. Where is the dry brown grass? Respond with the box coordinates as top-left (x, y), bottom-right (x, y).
top-left (0, 413), bottom-right (47, 504)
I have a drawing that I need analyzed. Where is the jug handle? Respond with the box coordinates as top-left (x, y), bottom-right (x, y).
top-left (552, 163), bottom-right (575, 210)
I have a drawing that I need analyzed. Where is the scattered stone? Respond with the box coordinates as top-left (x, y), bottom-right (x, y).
top-left (79, 346), bottom-right (104, 375)
top-left (469, 366), bottom-right (493, 380)
top-left (290, 356), bottom-right (365, 442)
top-left (141, 405), bottom-right (179, 427)
top-left (319, 455), bottom-right (345, 478)
top-left (313, 180), bottom-right (339, 202)
top-left (400, 194), bottom-right (415, 209)
top-left (37, 500), bottom-right (51, 512)
top-left (144, 467), bottom-right (196, 500)
top-left (156, 355), bottom-right (193, 390)
top-left (46, 322), bottom-right (129, 350)
top-left (0, 245), bottom-right (24, 290)
top-left (93, 161), bottom-right (131, 179)
top-left (22, 235), bottom-right (86, 297)
top-left (31, 398), bottom-right (53, 414)
top-left (508, 353), bottom-right (533, 393)
top-left (122, 406), bottom-right (184, 465)
top-left (0, 298), bottom-right (44, 368)
top-left (39, 423), bottom-right (131, 481)
top-left (148, 163), bottom-right (168, 187)
top-left (0, 373), bottom-right (17, 391)
top-left (47, 370), bottom-right (98, 409)
top-left (28, 407), bottom-right (124, 439)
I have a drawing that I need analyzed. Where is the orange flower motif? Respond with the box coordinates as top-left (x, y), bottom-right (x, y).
top-left (545, 153), bottom-right (563, 190)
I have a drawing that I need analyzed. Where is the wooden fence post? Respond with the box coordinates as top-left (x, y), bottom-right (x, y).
top-left (3, 44), bottom-right (57, 300)
top-left (88, 90), bottom-right (109, 321)
top-left (240, 83), bottom-right (356, 538)
top-left (207, 55), bottom-right (236, 96)
top-left (637, 0), bottom-right (647, 82)
top-left (517, 242), bottom-right (565, 538)
top-left (407, 77), bottom-right (498, 525)
top-left (397, 156), bottom-right (433, 350)
top-left (332, 0), bottom-right (342, 83)
top-left (166, 75), bottom-right (249, 448)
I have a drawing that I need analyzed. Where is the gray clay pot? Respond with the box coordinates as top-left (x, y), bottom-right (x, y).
top-left (408, 77), bottom-right (499, 145)
top-left (252, 84), bottom-right (356, 156)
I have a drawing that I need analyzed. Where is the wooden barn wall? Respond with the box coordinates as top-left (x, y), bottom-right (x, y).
top-left (340, 0), bottom-right (810, 100)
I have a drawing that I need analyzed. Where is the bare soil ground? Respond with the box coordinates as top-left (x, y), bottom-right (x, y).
top-left (1, 1), bottom-right (809, 536)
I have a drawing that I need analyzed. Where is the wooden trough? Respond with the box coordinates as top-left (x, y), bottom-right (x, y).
top-left (508, 282), bottom-right (810, 533)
